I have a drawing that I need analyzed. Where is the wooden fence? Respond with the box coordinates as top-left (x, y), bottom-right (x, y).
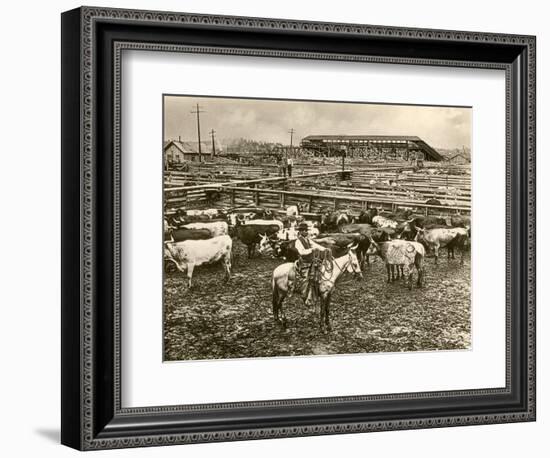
top-left (164, 167), bottom-right (471, 216)
top-left (164, 170), bottom-right (350, 209)
top-left (217, 186), bottom-right (470, 216)
top-left (163, 185), bottom-right (471, 216)
top-left (318, 184), bottom-right (471, 205)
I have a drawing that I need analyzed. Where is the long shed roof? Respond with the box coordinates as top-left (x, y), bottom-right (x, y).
top-left (300, 135), bottom-right (443, 161)
top-left (301, 135), bottom-right (422, 141)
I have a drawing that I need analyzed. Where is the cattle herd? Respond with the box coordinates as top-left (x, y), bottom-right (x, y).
top-left (163, 204), bottom-right (471, 330)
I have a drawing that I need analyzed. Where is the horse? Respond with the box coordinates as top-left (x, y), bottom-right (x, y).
top-left (271, 244), bottom-right (363, 332)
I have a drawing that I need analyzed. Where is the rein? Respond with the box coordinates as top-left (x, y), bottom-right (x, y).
top-left (318, 252), bottom-right (356, 283)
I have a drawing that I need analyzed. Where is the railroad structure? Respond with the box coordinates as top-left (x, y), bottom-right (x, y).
top-left (300, 135), bottom-right (444, 161)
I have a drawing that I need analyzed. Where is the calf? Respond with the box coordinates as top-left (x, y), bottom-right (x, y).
top-left (164, 235), bottom-right (232, 288)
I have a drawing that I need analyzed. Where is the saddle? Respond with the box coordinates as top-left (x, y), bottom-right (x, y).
top-left (291, 249), bottom-right (333, 305)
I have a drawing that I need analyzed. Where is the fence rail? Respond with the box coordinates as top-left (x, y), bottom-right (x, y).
top-left (164, 185), bottom-right (470, 216)
top-left (164, 167), bottom-right (471, 216)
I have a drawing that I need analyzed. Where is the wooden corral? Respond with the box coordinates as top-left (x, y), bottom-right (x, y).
top-left (164, 163), bottom-right (471, 217)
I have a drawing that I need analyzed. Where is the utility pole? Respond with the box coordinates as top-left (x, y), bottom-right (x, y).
top-left (190, 103), bottom-right (206, 162)
top-left (287, 128), bottom-right (296, 161)
top-left (210, 129), bottom-right (216, 160)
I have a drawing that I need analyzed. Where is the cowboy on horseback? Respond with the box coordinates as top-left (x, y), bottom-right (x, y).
top-left (293, 222), bottom-right (328, 305)
top-left (271, 227), bottom-right (362, 331)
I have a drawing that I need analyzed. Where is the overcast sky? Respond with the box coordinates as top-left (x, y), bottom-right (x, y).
top-left (164, 95), bottom-right (471, 150)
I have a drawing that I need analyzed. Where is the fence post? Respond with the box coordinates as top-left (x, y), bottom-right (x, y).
top-left (230, 188), bottom-right (235, 205)
top-left (254, 184), bottom-right (260, 206)
top-left (280, 192), bottom-right (286, 208)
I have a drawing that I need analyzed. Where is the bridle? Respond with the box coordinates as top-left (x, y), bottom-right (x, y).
top-left (319, 250), bottom-right (360, 282)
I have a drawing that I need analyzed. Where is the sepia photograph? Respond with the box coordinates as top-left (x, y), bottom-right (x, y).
top-left (163, 95), bottom-right (472, 362)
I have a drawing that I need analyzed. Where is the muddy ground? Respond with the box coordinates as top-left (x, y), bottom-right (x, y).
top-left (164, 243), bottom-right (471, 361)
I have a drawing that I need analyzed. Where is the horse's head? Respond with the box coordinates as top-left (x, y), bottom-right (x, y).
top-left (227, 213), bottom-right (237, 227)
top-left (346, 243), bottom-right (363, 279)
top-left (414, 227), bottom-right (426, 242)
top-left (367, 237), bottom-right (381, 256)
top-left (258, 233), bottom-right (274, 256)
top-left (396, 217), bottom-right (415, 240)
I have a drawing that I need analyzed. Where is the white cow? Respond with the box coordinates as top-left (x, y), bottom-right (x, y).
top-left (164, 235), bottom-right (232, 288)
top-left (415, 227), bottom-right (469, 264)
top-left (182, 221), bottom-right (228, 237)
top-left (372, 215), bottom-right (399, 230)
top-left (185, 208), bottom-right (222, 219)
top-left (370, 239), bottom-right (425, 289)
top-left (286, 205), bottom-right (299, 217)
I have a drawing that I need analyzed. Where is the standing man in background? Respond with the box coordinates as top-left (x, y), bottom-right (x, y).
top-left (277, 155), bottom-right (285, 177)
top-left (287, 156), bottom-right (293, 177)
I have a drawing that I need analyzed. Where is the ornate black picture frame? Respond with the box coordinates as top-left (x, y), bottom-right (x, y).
top-left (61, 6), bottom-right (536, 450)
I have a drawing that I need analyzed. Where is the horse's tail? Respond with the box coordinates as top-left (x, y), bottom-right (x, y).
top-left (414, 249), bottom-right (424, 269)
top-left (272, 274), bottom-right (279, 308)
top-left (414, 249), bottom-right (425, 286)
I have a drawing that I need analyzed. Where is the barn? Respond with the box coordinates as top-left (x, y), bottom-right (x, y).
top-left (164, 139), bottom-right (203, 164)
top-left (164, 138), bottom-right (224, 165)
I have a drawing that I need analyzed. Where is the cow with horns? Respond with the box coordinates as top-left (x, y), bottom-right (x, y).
top-left (415, 227), bottom-right (470, 265)
top-left (232, 219), bottom-right (283, 258)
top-left (368, 238), bottom-right (426, 289)
top-left (164, 235), bottom-right (233, 288)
